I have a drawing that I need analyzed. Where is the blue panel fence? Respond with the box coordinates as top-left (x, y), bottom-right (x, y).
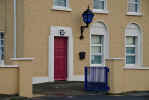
top-left (84, 66), bottom-right (110, 92)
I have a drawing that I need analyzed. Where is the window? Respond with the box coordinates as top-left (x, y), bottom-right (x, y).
top-left (54, 0), bottom-right (67, 8)
top-left (53, 0), bottom-right (72, 11)
top-left (90, 22), bottom-right (109, 66)
top-left (93, 0), bottom-right (106, 10)
top-left (125, 23), bottom-right (142, 65)
top-left (0, 32), bottom-right (4, 64)
top-left (91, 35), bottom-right (104, 64)
top-left (126, 36), bottom-right (136, 64)
top-left (128, 0), bottom-right (140, 13)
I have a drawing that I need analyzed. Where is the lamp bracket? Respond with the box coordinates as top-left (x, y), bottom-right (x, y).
top-left (80, 23), bottom-right (89, 40)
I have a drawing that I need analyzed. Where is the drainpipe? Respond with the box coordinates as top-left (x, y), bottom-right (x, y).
top-left (13, 0), bottom-right (16, 58)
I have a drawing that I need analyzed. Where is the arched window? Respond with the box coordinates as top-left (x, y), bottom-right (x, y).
top-left (90, 22), bottom-right (109, 66)
top-left (125, 23), bottom-right (142, 65)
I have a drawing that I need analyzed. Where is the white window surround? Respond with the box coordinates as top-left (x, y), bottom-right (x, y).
top-left (125, 23), bottom-right (142, 67)
top-left (127, 0), bottom-right (142, 16)
top-left (93, 0), bottom-right (108, 14)
top-left (90, 21), bottom-right (109, 67)
top-left (52, 0), bottom-right (72, 12)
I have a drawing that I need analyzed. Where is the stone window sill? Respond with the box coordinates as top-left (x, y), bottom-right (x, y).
top-left (124, 65), bottom-right (149, 70)
top-left (126, 12), bottom-right (143, 16)
top-left (52, 6), bottom-right (72, 12)
top-left (92, 9), bottom-right (109, 14)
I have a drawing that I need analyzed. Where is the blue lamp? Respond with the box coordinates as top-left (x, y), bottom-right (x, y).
top-left (80, 6), bottom-right (94, 39)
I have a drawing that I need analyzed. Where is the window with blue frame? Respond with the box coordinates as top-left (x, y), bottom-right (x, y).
top-left (128, 0), bottom-right (140, 13)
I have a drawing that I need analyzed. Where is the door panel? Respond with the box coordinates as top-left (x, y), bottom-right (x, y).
top-left (54, 37), bottom-right (67, 80)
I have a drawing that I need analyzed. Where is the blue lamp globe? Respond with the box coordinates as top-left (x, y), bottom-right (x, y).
top-left (82, 6), bottom-right (94, 25)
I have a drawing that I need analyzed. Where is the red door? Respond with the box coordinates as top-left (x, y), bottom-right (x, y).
top-left (54, 37), bottom-right (67, 80)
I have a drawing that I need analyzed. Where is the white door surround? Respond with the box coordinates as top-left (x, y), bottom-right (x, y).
top-left (32, 26), bottom-right (84, 84)
top-left (49, 26), bottom-right (73, 82)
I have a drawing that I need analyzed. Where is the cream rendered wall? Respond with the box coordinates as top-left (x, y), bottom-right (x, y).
top-left (0, 0), bottom-right (6, 32)
top-left (123, 69), bottom-right (149, 92)
top-left (0, 68), bottom-right (18, 94)
top-left (22, 0), bottom-right (149, 77)
top-left (5, 0), bottom-right (14, 64)
top-left (16, 0), bottom-right (24, 58)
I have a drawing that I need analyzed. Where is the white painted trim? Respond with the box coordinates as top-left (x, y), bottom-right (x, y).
top-left (32, 77), bottom-right (49, 84)
top-left (11, 58), bottom-right (34, 61)
top-left (93, 9), bottom-right (109, 14)
top-left (13, 0), bottom-right (17, 58)
top-left (105, 58), bottom-right (125, 60)
top-left (124, 66), bottom-right (149, 70)
top-left (49, 26), bottom-right (73, 82)
top-left (0, 65), bottom-right (18, 68)
top-left (52, 6), bottom-right (72, 12)
top-left (126, 12), bottom-right (143, 16)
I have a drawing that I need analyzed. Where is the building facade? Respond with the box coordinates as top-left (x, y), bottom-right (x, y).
top-left (1, 0), bottom-right (149, 96)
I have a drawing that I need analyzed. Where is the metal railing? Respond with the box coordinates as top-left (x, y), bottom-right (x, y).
top-left (84, 66), bottom-right (110, 91)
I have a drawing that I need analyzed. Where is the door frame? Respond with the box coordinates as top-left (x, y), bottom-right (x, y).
top-left (49, 26), bottom-right (73, 82)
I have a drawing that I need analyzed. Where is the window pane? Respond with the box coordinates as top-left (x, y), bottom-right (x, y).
top-left (126, 36), bottom-right (136, 45)
top-left (91, 55), bottom-right (102, 64)
top-left (135, 4), bottom-right (139, 12)
top-left (126, 47), bottom-right (135, 54)
top-left (128, 0), bottom-right (139, 12)
top-left (91, 35), bottom-right (103, 44)
top-left (0, 32), bottom-right (4, 60)
top-left (128, 3), bottom-right (136, 12)
top-left (54, 0), bottom-right (66, 7)
top-left (94, 0), bottom-right (105, 10)
top-left (91, 46), bottom-right (102, 54)
top-left (126, 56), bottom-right (136, 64)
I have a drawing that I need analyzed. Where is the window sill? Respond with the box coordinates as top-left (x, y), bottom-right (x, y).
top-left (0, 64), bottom-right (18, 68)
top-left (11, 58), bottom-right (34, 61)
top-left (90, 64), bottom-right (105, 67)
top-left (126, 12), bottom-right (143, 16)
top-left (92, 9), bottom-right (109, 14)
top-left (52, 6), bottom-right (72, 12)
top-left (124, 65), bottom-right (149, 70)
